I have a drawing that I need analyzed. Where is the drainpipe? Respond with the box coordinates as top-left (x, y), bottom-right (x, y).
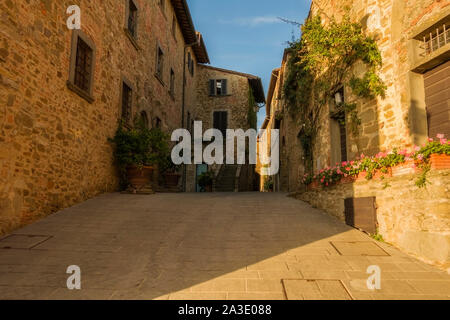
top-left (181, 41), bottom-right (198, 192)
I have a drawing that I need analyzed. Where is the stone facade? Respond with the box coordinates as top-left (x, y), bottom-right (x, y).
top-left (1, 0), bottom-right (264, 235)
top-left (295, 169), bottom-right (450, 268)
top-left (259, 0), bottom-right (450, 267)
top-left (185, 65), bottom-right (265, 193)
top-left (262, 0), bottom-right (450, 193)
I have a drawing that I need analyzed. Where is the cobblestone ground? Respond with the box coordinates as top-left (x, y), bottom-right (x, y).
top-left (0, 193), bottom-right (449, 300)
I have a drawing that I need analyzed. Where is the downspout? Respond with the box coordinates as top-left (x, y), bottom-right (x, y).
top-left (181, 41), bottom-right (198, 192)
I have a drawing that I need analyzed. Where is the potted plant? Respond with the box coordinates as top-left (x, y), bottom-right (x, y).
top-left (198, 171), bottom-right (214, 192)
top-left (110, 120), bottom-right (168, 192)
top-left (160, 155), bottom-right (182, 187)
top-left (264, 177), bottom-right (274, 192)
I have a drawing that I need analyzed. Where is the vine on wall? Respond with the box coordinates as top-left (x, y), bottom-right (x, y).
top-left (282, 13), bottom-right (386, 172)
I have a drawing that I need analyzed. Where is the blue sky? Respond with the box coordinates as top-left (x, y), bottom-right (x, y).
top-left (188, 0), bottom-right (312, 128)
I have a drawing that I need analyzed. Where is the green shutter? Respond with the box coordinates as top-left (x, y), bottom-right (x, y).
top-left (209, 79), bottom-right (216, 96)
top-left (222, 79), bottom-right (228, 95)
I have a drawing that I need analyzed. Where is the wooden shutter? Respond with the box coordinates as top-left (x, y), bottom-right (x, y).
top-left (209, 80), bottom-right (216, 96)
top-left (340, 123), bottom-right (348, 162)
top-left (222, 79), bottom-right (228, 95)
top-left (213, 111), bottom-right (227, 136)
top-left (424, 60), bottom-right (450, 137)
top-left (344, 197), bottom-right (377, 234)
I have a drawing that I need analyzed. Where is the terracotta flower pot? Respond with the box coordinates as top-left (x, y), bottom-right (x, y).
top-left (339, 176), bottom-right (356, 184)
top-left (307, 180), bottom-right (319, 191)
top-left (163, 172), bottom-right (181, 187)
top-left (126, 165), bottom-right (154, 189)
top-left (430, 154), bottom-right (450, 170)
top-left (392, 160), bottom-right (416, 177)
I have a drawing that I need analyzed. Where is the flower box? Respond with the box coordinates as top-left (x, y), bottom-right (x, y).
top-left (430, 154), bottom-right (450, 170)
top-left (339, 176), bottom-right (356, 184)
top-left (356, 168), bottom-right (392, 181)
top-left (392, 160), bottom-right (417, 177)
top-left (307, 181), bottom-right (320, 191)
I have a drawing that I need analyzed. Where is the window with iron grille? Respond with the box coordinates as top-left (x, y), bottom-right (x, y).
top-left (121, 82), bottom-right (132, 123)
top-left (74, 38), bottom-right (93, 93)
top-left (127, 0), bottom-right (138, 38)
top-left (421, 22), bottom-right (449, 57)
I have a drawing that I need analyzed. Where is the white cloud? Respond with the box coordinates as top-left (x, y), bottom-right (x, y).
top-left (219, 16), bottom-right (282, 27)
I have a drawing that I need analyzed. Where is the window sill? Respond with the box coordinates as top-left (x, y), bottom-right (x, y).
top-left (67, 81), bottom-right (94, 104)
top-left (155, 73), bottom-right (165, 86)
top-left (411, 42), bottom-right (450, 74)
top-left (124, 28), bottom-right (140, 51)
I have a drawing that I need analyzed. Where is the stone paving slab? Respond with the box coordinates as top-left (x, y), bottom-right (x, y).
top-left (0, 192), bottom-right (449, 300)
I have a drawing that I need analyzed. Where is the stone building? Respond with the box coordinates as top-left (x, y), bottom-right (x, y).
top-left (263, 0), bottom-right (450, 192)
top-left (185, 65), bottom-right (265, 193)
top-left (0, 0), bottom-right (261, 235)
top-left (261, 0), bottom-right (450, 266)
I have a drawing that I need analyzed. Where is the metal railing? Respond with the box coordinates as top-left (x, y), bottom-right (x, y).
top-left (421, 23), bottom-right (449, 57)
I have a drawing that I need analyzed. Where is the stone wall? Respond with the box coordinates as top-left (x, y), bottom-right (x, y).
top-left (308, 0), bottom-right (450, 168)
top-left (194, 65), bottom-right (252, 132)
top-left (0, 0), bottom-right (196, 234)
top-left (295, 169), bottom-right (450, 267)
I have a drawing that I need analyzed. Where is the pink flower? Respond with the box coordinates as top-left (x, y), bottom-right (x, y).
top-left (417, 154), bottom-right (424, 161)
top-left (437, 134), bottom-right (445, 139)
top-left (440, 138), bottom-right (447, 145)
top-left (428, 138), bottom-right (434, 142)
top-left (325, 182), bottom-right (329, 186)
top-left (399, 149), bottom-right (407, 156)
top-left (337, 169), bottom-right (342, 175)
top-left (414, 145), bottom-right (420, 152)
top-left (361, 153), bottom-right (365, 159)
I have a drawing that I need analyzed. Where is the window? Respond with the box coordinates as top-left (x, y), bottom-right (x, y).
top-left (187, 112), bottom-right (191, 131)
top-left (159, 0), bottom-right (165, 12)
top-left (172, 15), bottom-right (177, 40)
top-left (74, 38), bottom-right (93, 93)
top-left (330, 87), bottom-right (348, 162)
top-left (68, 30), bottom-right (95, 103)
top-left (213, 111), bottom-right (228, 136)
top-left (121, 81), bottom-right (132, 123)
top-left (155, 117), bottom-right (162, 129)
top-left (156, 45), bottom-right (164, 81)
top-left (209, 79), bottom-right (228, 96)
top-left (126, 0), bottom-right (138, 39)
top-left (187, 52), bottom-right (194, 77)
top-left (140, 111), bottom-right (149, 129)
top-left (421, 22), bottom-right (449, 57)
top-left (170, 69), bottom-right (175, 96)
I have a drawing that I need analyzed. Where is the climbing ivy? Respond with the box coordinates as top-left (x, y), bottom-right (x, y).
top-left (282, 13), bottom-right (386, 172)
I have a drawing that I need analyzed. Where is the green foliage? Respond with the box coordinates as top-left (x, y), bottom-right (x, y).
top-left (110, 119), bottom-right (170, 170)
top-left (415, 163), bottom-right (430, 188)
top-left (301, 134), bottom-right (449, 189)
top-left (264, 177), bottom-right (274, 191)
top-left (371, 231), bottom-right (385, 242)
top-left (198, 171), bottom-right (214, 190)
top-left (414, 135), bottom-right (449, 188)
top-left (282, 13), bottom-right (386, 172)
top-left (247, 87), bottom-right (258, 129)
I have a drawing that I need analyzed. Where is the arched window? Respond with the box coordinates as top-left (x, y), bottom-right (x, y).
top-left (140, 111), bottom-right (149, 128)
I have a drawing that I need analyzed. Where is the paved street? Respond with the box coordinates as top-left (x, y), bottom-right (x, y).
top-left (0, 192), bottom-right (449, 300)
